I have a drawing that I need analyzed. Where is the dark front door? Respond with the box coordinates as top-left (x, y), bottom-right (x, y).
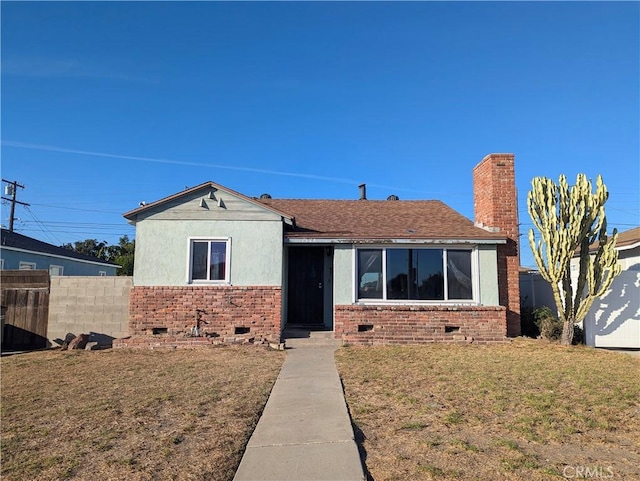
top-left (287, 246), bottom-right (324, 326)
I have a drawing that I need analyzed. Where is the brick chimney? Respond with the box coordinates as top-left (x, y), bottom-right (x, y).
top-left (473, 153), bottom-right (521, 337)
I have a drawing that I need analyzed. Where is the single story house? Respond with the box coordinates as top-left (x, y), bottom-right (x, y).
top-left (118, 153), bottom-right (521, 347)
top-left (0, 229), bottom-right (119, 276)
top-left (573, 226), bottom-right (640, 349)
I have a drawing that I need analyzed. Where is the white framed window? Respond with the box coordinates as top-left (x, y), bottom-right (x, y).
top-left (188, 238), bottom-right (230, 283)
top-left (99, 271), bottom-right (107, 276)
top-left (49, 265), bottom-right (64, 276)
top-left (356, 247), bottom-right (477, 302)
top-left (19, 261), bottom-right (37, 270)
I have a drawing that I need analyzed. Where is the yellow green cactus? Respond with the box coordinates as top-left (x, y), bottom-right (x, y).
top-left (527, 174), bottom-right (621, 345)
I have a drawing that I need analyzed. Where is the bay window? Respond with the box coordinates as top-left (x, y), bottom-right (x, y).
top-left (357, 247), bottom-right (475, 301)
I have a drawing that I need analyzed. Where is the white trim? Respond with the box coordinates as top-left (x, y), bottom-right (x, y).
top-left (1, 245), bottom-right (118, 268)
top-left (0, 258), bottom-right (4, 270)
top-left (49, 265), bottom-right (64, 276)
top-left (356, 299), bottom-right (480, 307)
top-left (286, 237), bottom-right (506, 245)
top-left (186, 237), bottom-right (231, 284)
top-left (99, 271), bottom-right (107, 276)
top-left (19, 261), bottom-right (37, 270)
top-left (615, 241), bottom-right (640, 252)
top-left (442, 249), bottom-right (449, 300)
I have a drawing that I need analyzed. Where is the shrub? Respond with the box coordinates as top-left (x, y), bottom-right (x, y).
top-left (520, 302), bottom-right (539, 338)
top-left (572, 324), bottom-right (584, 345)
top-left (521, 305), bottom-right (584, 345)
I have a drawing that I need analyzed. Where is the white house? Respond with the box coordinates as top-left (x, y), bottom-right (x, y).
top-left (574, 227), bottom-right (640, 349)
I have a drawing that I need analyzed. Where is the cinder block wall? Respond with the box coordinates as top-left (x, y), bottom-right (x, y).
top-left (48, 276), bottom-right (132, 346)
top-left (335, 305), bottom-right (507, 344)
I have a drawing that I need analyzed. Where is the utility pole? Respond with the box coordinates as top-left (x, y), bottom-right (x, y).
top-left (1, 179), bottom-right (30, 232)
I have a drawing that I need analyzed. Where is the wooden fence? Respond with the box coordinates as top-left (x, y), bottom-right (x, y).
top-left (1, 270), bottom-right (50, 350)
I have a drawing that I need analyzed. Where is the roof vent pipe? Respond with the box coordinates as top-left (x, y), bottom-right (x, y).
top-left (358, 183), bottom-right (367, 200)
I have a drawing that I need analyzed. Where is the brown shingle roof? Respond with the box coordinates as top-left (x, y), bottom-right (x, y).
top-left (572, 226), bottom-right (639, 256)
top-left (615, 226), bottom-right (640, 249)
top-left (260, 199), bottom-right (507, 241)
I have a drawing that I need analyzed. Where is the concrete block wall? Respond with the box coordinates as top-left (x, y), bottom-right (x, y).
top-left (334, 305), bottom-right (507, 345)
top-left (48, 276), bottom-right (132, 346)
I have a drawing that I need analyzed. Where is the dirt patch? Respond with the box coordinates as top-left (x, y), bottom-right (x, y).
top-left (336, 339), bottom-right (640, 480)
top-left (1, 346), bottom-right (285, 481)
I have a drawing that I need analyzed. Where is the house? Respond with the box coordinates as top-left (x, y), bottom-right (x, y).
top-left (519, 267), bottom-right (555, 311)
top-left (117, 153), bottom-right (520, 347)
top-left (573, 226), bottom-right (640, 349)
top-left (0, 229), bottom-right (119, 276)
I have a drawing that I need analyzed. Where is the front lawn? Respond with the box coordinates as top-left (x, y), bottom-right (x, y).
top-left (1, 346), bottom-right (285, 481)
top-left (336, 339), bottom-right (640, 480)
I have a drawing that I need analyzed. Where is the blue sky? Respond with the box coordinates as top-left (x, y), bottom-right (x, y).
top-left (1, 1), bottom-right (638, 268)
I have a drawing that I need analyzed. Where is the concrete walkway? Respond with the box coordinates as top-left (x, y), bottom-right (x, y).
top-left (234, 332), bottom-right (366, 481)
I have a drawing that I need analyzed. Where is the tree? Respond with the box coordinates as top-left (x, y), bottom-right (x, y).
top-left (62, 236), bottom-right (135, 276)
top-left (61, 239), bottom-right (109, 260)
top-left (110, 235), bottom-right (135, 276)
top-left (527, 174), bottom-right (621, 345)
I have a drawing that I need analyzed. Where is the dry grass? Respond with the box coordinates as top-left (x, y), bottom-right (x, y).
top-left (1, 346), bottom-right (285, 481)
top-left (336, 339), bottom-right (640, 481)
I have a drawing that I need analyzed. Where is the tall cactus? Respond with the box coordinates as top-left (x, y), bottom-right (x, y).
top-left (527, 174), bottom-right (621, 345)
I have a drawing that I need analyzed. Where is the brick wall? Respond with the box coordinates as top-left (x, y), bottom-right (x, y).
top-left (117, 285), bottom-right (282, 348)
top-left (334, 305), bottom-right (507, 344)
top-left (473, 153), bottom-right (521, 336)
top-left (48, 276), bottom-right (132, 347)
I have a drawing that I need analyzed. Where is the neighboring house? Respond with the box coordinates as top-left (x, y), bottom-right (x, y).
top-left (519, 267), bottom-right (555, 310)
top-left (118, 153), bottom-right (521, 347)
top-left (572, 226), bottom-right (640, 349)
top-left (0, 229), bottom-right (119, 276)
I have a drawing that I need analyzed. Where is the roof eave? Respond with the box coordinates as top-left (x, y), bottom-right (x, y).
top-left (122, 181), bottom-right (295, 222)
top-left (284, 237), bottom-right (507, 245)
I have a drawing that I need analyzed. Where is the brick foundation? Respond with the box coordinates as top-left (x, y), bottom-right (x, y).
top-left (334, 305), bottom-right (507, 345)
top-left (114, 285), bottom-right (282, 348)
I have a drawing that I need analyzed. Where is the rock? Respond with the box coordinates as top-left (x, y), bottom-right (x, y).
top-left (60, 333), bottom-right (76, 350)
top-left (85, 341), bottom-right (99, 351)
top-left (68, 333), bottom-right (89, 350)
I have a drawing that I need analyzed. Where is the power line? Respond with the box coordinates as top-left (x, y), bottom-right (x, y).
top-left (1, 179), bottom-right (30, 232)
top-left (23, 206), bottom-right (64, 245)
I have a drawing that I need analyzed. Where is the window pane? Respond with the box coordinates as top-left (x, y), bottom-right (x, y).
top-left (447, 250), bottom-right (473, 299)
top-left (191, 242), bottom-right (208, 280)
top-left (209, 242), bottom-right (226, 280)
top-left (416, 249), bottom-right (444, 300)
top-left (387, 249), bottom-right (411, 299)
top-left (358, 249), bottom-right (382, 299)
top-left (49, 266), bottom-right (63, 276)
